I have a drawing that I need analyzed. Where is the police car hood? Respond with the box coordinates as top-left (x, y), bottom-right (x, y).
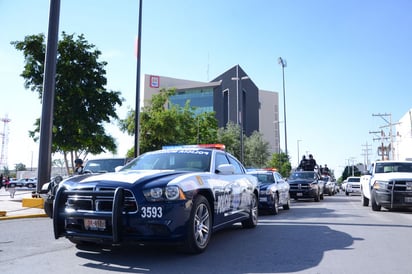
top-left (61, 170), bottom-right (190, 189)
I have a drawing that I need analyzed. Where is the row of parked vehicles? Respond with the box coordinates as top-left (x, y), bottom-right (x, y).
top-left (38, 146), bottom-right (343, 254)
top-left (2, 178), bottom-right (37, 188)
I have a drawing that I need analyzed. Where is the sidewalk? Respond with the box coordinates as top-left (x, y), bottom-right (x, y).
top-left (0, 188), bottom-right (47, 220)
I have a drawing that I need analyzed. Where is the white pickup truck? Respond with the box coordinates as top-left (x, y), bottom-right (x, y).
top-left (360, 160), bottom-right (412, 211)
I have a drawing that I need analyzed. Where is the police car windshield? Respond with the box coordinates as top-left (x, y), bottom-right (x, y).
top-left (289, 172), bottom-right (316, 180)
top-left (375, 162), bottom-right (412, 173)
top-left (250, 173), bottom-right (274, 185)
top-left (120, 150), bottom-right (211, 172)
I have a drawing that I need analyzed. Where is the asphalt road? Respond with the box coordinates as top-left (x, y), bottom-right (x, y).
top-left (1, 193), bottom-right (412, 274)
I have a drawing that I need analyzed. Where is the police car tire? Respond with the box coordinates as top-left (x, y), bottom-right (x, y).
top-left (43, 201), bottom-right (53, 218)
top-left (241, 193), bottom-right (258, 229)
top-left (314, 192), bottom-right (320, 202)
top-left (182, 195), bottom-right (212, 254)
top-left (371, 191), bottom-right (381, 211)
top-left (270, 195), bottom-right (279, 215)
top-left (283, 194), bottom-right (290, 210)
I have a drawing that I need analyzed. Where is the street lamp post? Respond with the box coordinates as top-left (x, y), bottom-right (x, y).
top-left (297, 140), bottom-right (302, 166)
top-left (278, 57), bottom-right (288, 156)
top-left (134, 0), bottom-right (143, 158)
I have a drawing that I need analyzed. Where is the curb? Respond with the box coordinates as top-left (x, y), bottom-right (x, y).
top-left (0, 213), bottom-right (48, 220)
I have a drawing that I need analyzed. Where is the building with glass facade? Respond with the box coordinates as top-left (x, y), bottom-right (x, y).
top-left (143, 65), bottom-right (280, 153)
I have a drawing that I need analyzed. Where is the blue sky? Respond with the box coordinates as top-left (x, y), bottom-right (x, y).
top-left (1, 0), bottom-right (411, 176)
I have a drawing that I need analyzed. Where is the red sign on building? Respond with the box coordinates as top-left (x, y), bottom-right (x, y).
top-left (150, 75), bottom-right (160, 88)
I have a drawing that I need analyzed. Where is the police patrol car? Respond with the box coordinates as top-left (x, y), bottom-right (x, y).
top-left (53, 144), bottom-right (259, 253)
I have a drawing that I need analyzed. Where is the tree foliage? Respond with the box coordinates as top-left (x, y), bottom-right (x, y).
top-left (14, 163), bottom-right (27, 171)
top-left (267, 152), bottom-right (292, 177)
top-left (12, 32), bottom-right (123, 167)
top-left (243, 131), bottom-right (271, 168)
top-left (120, 89), bottom-right (279, 169)
top-left (120, 88), bottom-right (218, 155)
top-left (341, 165), bottom-right (361, 180)
top-left (217, 121), bottom-right (241, 159)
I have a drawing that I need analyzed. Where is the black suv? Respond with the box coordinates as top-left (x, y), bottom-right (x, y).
top-left (288, 171), bottom-right (324, 202)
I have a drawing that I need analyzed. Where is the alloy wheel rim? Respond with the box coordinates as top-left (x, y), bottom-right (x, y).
top-left (194, 203), bottom-right (210, 247)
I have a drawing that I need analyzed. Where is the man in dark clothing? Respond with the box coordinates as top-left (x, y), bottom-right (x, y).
top-left (74, 158), bottom-right (84, 174)
top-left (323, 164), bottom-right (330, 175)
top-left (308, 154), bottom-right (318, 171)
top-left (298, 156), bottom-right (308, 171)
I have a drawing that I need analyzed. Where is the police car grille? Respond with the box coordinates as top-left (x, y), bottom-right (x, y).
top-left (66, 187), bottom-right (138, 213)
top-left (290, 184), bottom-right (310, 190)
top-left (388, 180), bottom-right (412, 192)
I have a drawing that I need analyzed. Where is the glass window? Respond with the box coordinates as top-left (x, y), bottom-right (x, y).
top-left (169, 88), bottom-right (214, 115)
top-left (122, 151), bottom-right (211, 171)
top-left (215, 153), bottom-right (230, 168)
top-left (228, 155), bottom-right (244, 174)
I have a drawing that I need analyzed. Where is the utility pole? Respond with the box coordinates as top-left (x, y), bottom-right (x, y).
top-left (372, 113), bottom-right (399, 160)
top-left (0, 115), bottom-right (11, 169)
top-left (361, 141), bottom-right (372, 166)
top-left (369, 130), bottom-right (388, 160)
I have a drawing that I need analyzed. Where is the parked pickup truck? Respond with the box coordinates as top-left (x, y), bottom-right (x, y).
top-left (360, 160), bottom-right (412, 211)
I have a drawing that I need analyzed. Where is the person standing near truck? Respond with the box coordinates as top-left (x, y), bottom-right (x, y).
top-left (308, 154), bottom-right (318, 171)
top-left (74, 159), bottom-right (85, 174)
top-left (298, 156), bottom-right (308, 171)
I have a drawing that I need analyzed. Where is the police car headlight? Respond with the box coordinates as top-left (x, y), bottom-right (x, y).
top-left (165, 186), bottom-right (182, 200)
top-left (150, 188), bottom-right (163, 199)
top-left (143, 187), bottom-right (163, 201)
top-left (144, 186), bottom-right (186, 201)
top-left (373, 180), bottom-right (388, 190)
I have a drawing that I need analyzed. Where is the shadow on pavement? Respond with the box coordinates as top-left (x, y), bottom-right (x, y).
top-left (74, 223), bottom-right (359, 274)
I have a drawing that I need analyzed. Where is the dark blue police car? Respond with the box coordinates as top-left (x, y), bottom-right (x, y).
top-left (53, 144), bottom-right (259, 253)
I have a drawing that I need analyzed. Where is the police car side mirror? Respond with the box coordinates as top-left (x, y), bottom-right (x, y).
top-left (216, 164), bottom-right (235, 175)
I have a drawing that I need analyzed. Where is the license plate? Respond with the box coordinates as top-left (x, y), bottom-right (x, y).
top-left (259, 197), bottom-right (267, 202)
top-left (405, 197), bottom-right (412, 203)
top-left (84, 218), bottom-right (106, 231)
top-left (297, 193), bottom-right (303, 197)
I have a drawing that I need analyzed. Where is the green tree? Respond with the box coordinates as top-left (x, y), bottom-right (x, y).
top-left (12, 32), bottom-right (123, 171)
top-left (267, 152), bottom-right (291, 177)
top-left (120, 88), bottom-right (218, 155)
top-left (341, 165), bottom-right (361, 180)
top-left (14, 163), bottom-right (27, 171)
top-left (217, 121), bottom-right (241, 160)
top-left (243, 131), bottom-right (270, 168)
top-left (2, 166), bottom-right (10, 177)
